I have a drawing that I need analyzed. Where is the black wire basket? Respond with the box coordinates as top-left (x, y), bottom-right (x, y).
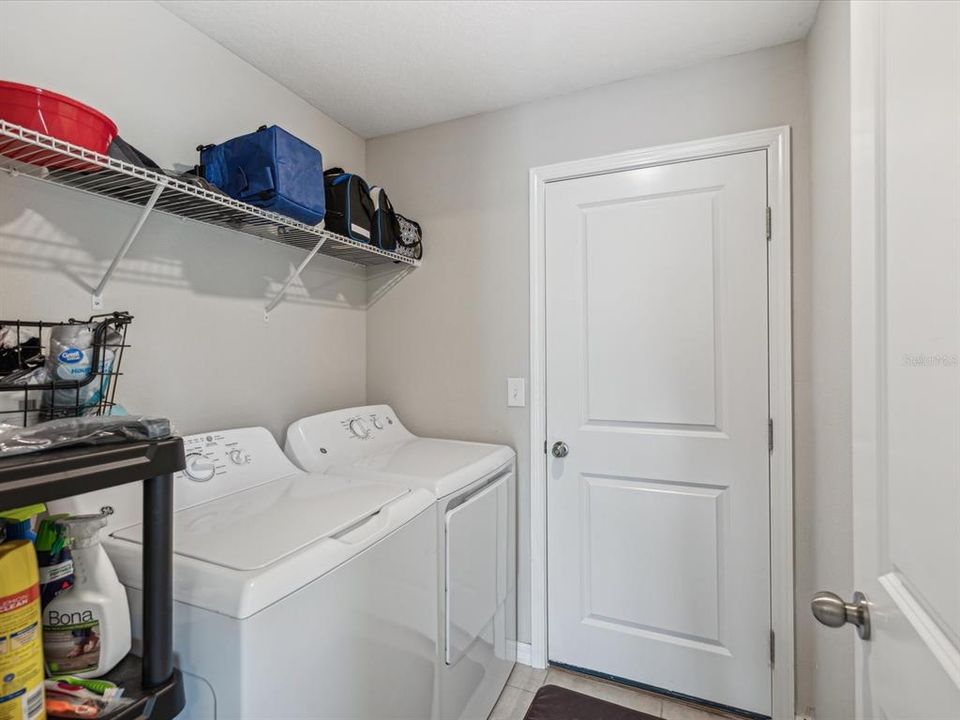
top-left (0, 311), bottom-right (132, 427)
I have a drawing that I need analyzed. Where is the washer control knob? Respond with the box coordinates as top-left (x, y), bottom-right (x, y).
top-left (349, 418), bottom-right (370, 438)
top-left (371, 415), bottom-right (384, 430)
top-left (184, 453), bottom-right (216, 482)
top-left (229, 449), bottom-right (250, 465)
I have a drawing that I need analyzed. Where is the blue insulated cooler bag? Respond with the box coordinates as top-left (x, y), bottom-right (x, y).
top-left (198, 125), bottom-right (325, 225)
top-left (323, 168), bottom-right (375, 243)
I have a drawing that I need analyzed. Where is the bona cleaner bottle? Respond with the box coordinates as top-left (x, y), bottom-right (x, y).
top-left (42, 513), bottom-right (131, 678)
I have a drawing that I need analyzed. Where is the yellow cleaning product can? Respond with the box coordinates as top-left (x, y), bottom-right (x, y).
top-left (0, 541), bottom-right (45, 720)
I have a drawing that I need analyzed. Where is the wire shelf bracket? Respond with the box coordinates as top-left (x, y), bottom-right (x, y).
top-left (264, 235), bottom-right (328, 321)
top-left (92, 180), bottom-right (166, 310)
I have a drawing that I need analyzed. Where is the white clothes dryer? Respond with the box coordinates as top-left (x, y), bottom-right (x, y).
top-left (285, 405), bottom-right (517, 720)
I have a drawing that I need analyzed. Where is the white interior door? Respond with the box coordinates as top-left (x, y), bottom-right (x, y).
top-left (849, 2), bottom-right (960, 718)
top-left (545, 150), bottom-right (771, 715)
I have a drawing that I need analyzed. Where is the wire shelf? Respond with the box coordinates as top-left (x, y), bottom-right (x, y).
top-left (0, 120), bottom-right (419, 268)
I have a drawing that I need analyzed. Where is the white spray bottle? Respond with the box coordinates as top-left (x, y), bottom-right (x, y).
top-left (42, 513), bottom-right (131, 678)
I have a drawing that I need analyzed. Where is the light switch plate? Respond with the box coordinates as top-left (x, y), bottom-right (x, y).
top-left (507, 377), bottom-right (526, 407)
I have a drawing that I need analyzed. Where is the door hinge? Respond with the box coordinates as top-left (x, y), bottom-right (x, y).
top-left (544, 440), bottom-right (548, 454)
top-left (766, 207), bottom-right (772, 241)
top-left (768, 418), bottom-right (774, 454)
top-left (770, 629), bottom-right (776, 665)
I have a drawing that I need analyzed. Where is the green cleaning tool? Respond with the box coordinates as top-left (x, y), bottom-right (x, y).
top-left (49, 675), bottom-right (118, 695)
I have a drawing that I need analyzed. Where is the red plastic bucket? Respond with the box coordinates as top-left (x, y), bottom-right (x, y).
top-left (0, 81), bottom-right (118, 169)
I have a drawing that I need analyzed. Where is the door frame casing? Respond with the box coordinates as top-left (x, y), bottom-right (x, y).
top-left (528, 126), bottom-right (795, 719)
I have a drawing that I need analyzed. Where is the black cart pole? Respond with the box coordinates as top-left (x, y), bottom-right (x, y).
top-left (142, 473), bottom-right (174, 687)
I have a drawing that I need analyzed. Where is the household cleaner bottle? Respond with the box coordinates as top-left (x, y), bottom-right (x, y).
top-left (0, 540), bottom-right (46, 720)
top-left (41, 513), bottom-right (131, 678)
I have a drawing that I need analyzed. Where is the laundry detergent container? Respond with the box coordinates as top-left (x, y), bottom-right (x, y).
top-left (199, 125), bottom-right (326, 225)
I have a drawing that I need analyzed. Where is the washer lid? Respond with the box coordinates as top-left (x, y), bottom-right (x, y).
top-left (342, 438), bottom-right (515, 497)
top-left (113, 475), bottom-right (408, 571)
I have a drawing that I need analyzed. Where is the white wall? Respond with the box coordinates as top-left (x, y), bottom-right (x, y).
top-left (0, 0), bottom-right (368, 437)
top-left (365, 38), bottom-right (815, 702)
top-left (801, 3), bottom-right (854, 719)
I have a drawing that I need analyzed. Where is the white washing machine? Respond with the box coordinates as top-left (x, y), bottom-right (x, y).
top-left (285, 405), bottom-right (517, 720)
top-left (48, 427), bottom-right (438, 720)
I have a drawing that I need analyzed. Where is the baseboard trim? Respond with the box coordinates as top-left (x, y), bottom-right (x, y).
top-left (516, 642), bottom-right (533, 666)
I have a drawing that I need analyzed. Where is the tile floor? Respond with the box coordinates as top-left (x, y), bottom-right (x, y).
top-left (489, 665), bottom-right (751, 720)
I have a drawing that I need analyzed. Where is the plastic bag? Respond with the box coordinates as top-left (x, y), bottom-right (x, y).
top-left (0, 416), bottom-right (172, 456)
top-left (0, 325), bottom-right (42, 374)
top-left (45, 678), bottom-right (131, 718)
top-left (2, 365), bottom-right (49, 385)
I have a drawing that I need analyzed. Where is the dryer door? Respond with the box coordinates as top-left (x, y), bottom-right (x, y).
top-left (445, 471), bottom-right (511, 665)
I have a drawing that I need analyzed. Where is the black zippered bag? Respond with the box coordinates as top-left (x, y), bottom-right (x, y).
top-left (369, 185), bottom-right (401, 251)
top-left (323, 168), bottom-right (374, 243)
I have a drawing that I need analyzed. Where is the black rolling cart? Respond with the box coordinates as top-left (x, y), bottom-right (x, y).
top-left (0, 436), bottom-right (186, 720)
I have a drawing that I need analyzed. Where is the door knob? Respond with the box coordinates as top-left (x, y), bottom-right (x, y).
top-left (551, 441), bottom-right (569, 458)
top-left (811, 591), bottom-right (871, 640)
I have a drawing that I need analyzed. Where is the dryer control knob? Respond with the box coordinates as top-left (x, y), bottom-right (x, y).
top-left (371, 416), bottom-right (384, 430)
top-left (184, 453), bottom-right (216, 482)
top-left (349, 418), bottom-right (370, 438)
top-left (229, 449), bottom-right (250, 465)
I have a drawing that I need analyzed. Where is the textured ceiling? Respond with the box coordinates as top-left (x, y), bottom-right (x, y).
top-left (161, 0), bottom-right (819, 138)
